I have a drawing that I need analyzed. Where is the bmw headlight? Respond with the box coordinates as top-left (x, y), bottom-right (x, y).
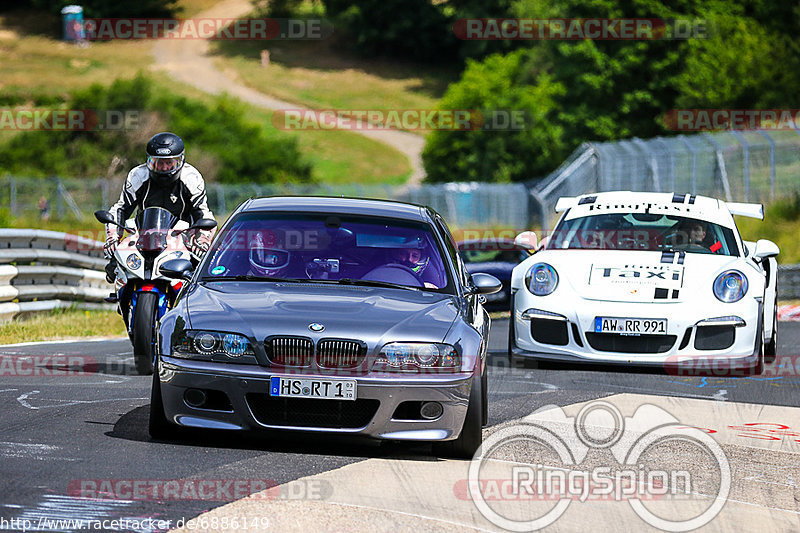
top-left (374, 343), bottom-right (459, 371)
top-left (525, 263), bottom-right (559, 296)
top-left (172, 330), bottom-right (255, 361)
top-left (713, 270), bottom-right (748, 303)
top-left (126, 253), bottom-right (142, 270)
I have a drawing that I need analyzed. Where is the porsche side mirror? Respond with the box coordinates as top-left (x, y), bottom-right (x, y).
top-left (514, 231), bottom-right (538, 251)
top-left (753, 239), bottom-right (779, 260)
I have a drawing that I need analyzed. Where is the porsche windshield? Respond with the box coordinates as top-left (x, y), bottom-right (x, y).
top-left (548, 213), bottom-right (740, 256)
top-left (202, 212), bottom-right (452, 291)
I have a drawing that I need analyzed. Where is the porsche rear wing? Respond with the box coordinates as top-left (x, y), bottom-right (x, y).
top-left (554, 196), bottom-right (579, 212)
top-left (725, 202), bottom-right (764, 219)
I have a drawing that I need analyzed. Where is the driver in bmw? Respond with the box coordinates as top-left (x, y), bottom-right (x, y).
top-left (103, 132), bottom-right (215, 283)
top-left (389, 246), bottom-right (439, 288)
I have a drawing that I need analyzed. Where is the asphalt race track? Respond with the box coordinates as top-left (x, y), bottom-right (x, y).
top-left (0, 320), bottom-right (798, 532)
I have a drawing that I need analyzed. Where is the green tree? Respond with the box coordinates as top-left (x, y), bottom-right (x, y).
top-left (423, 50), bottom-right (566, 182)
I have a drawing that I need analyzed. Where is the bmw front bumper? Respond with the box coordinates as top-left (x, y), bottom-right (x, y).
top-left (156, 357), bottom-right (473, 441)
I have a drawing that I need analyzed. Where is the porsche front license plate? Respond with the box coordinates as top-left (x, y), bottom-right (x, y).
top-left (594, 317), bottom-right (667, 335)
top-left (269, 377), bottom-right (356, 400)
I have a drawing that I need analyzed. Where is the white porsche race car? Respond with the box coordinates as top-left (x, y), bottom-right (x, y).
top-left (509, 191), bottom-right (779, 374)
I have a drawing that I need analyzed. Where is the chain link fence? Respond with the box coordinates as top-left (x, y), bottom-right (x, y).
top-left (0, 176), bottom-right (530, 230)
top-left (530, 130), bottom-right (800, 228)
top-left (3, 130), bottom-right (799, 231)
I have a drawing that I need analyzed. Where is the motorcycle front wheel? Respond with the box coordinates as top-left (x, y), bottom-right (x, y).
top-left (132, 292), bottom-right (158, 375)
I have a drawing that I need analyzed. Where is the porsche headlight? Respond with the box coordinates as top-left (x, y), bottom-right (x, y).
top-left (374, 343), bottom-right (459, 371)
top-left (126, 253), bottom-right (142, 270)
top-left (172, 330), bottom-right (255, 361)
top-left (525, 263), bottom-right (558, 296)
top-left (713, 270), bottom-right (748, 303)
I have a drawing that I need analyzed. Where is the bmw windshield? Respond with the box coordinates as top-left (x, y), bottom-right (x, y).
top-left (548, 213), bottom-right (740, 256)
top-left (201, 212), bottom-right (453, 291)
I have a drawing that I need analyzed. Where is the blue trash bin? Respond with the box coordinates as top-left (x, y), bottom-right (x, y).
top-left (61, 5), bottom-right (85, 42)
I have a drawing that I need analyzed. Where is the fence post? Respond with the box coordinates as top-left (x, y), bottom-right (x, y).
top-left (215, 184), bottom-right (226, 215)
top-left (632, 138), bottom-right (659, 191)
top-left (679, 135), bottom-right (698, 193)
top-left (729, 130), bottom-right (750, 201)
top-left (100, 179), bottom-right (109, 209)
top-left (757, 131), bottom-right (777, 202)
top-left (701, 133), bottom-right (732, 201)
top-left (9, 178), bottom-right (17, 217)
top-left (54, 178), bottom-right (64, 219)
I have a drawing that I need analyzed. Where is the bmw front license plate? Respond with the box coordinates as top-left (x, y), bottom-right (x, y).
top-left (594, 317), bottom-right (667, 335)
top-left (270, 377), bottom-right (356, 400)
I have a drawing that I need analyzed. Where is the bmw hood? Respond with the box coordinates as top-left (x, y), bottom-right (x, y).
top-left (520, 250), bottom-right (747, 303)
top-left (184, 282), bottom-right (460, 345)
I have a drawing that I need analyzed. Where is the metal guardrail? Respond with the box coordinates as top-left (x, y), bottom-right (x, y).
top-left (0, 230), bottom-right (113, 323)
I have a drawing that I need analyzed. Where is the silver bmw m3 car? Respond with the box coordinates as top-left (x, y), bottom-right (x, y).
top-left (152, 196), bottom-right (501, 458)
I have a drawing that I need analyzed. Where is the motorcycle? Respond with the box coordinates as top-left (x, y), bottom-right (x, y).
top-left (95, 207), bottom-right (217, 375)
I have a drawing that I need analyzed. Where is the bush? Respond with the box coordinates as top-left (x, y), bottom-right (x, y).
top-left (0, 74), bottom-right (313, 184)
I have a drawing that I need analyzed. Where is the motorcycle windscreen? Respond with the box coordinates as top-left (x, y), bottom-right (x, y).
top-left (136, 207), bottom-right (177, 252)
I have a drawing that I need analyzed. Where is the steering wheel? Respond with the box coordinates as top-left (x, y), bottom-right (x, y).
top-left (362, 263), bottom-right (424, 287)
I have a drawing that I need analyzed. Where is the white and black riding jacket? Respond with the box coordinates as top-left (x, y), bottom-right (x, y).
top-left (107, 163), bottom-right (214, 233)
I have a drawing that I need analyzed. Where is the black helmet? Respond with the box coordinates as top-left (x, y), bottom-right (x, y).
top-left (146, 132), bottom-right (185, 186)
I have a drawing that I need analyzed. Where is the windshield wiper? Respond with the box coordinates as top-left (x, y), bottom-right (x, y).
top-left (201, 275), bottom-right (303, 282)
top-left (333, 278), bottom-right (421, 291)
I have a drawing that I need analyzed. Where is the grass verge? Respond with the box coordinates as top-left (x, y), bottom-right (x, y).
top-left (0, 8), bottom-right (411, 186)
top-left (210, 17), bottom-right (457, 128)
top-left (0, 307), bottom-right (126, 345)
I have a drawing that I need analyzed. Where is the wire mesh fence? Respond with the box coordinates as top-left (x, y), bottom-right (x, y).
top-left (531, 130), bottom-right (800, 228)
top-left (3, 130), bottom-right (799, 232)
top-left (0, 176), bottom-right (531, 230)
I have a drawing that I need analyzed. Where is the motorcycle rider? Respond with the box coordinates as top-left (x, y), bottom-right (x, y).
top-left (103, 132), bottom-right (215, 282)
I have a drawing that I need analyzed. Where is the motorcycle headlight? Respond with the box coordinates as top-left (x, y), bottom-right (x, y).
top-left (126, 253), bottom-right (142, 270)
top-left (525, 263), bottom-right (558, 296)
top-left (374, 343), bottom-right (459, 372)
top-left (713, 270), bottom-right (748, 303)
top-left (172, 330), bottom-right (255, 361)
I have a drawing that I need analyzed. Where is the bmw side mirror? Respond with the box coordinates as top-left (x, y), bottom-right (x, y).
top-left (160, 258), bottom-right (194, 281)
top-left (753, 239), bottom-right (779, 260)
top-left (468, 273), bottom-right (502, 295)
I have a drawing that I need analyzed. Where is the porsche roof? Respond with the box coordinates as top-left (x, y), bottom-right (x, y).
top-left (239, 196), bottom-right (429, 221)
top-left (555, 191), bottom-right (763, 224)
